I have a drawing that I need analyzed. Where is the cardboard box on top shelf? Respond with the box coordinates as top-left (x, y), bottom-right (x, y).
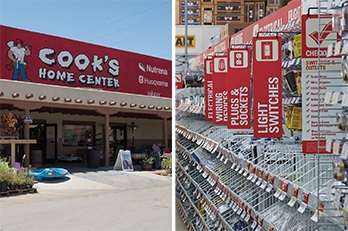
top-left (219, 22), bottom-right (252, 41)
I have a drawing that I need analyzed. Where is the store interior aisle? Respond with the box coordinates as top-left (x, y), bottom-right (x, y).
top-left (176, 207), bottom-right (189, 231)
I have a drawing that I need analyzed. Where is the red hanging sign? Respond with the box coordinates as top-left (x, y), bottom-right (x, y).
top-left (212, 54), bottom-right (229, 125)
top-left (204, 58), bottom-right (213, 121)
top-left (252, 36), bottom-right (282, 138)
top-left (228, 47), bottom-right (251, 129)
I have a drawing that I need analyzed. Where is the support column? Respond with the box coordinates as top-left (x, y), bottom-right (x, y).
top-left (163, 117), bottom-right (168, 148)
top-left (24, 108), bottom-right (30, 167)
top-left (104, 113), bottom-right (110, 167)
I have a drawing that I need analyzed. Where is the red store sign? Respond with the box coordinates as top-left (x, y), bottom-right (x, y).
top-left (252, 36), bottom-right (282, 138)
top-left (0, 25), bottom-right (171, 98)
top-left (212, 54), bottom-right (229, 125)
top-left (228, 47), bottom-right (251, 130)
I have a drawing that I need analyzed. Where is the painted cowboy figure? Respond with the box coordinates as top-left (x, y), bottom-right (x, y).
top-left (7, 38), bottom-right (32, 81)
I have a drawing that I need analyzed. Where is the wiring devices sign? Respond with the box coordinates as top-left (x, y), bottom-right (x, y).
top-left (204, 58), bottom-right (213, 121)
top-left (228, 48), bottom-right (251, 130)
top-left (212, 54), bottom-right (228, 125)
top-left (301, 14), bottom-right (341, 154)
top-left (252, 36), bottom-right (282, 138)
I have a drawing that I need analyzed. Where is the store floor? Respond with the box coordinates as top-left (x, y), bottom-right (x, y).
top-left (176, 207), bottom-right (189, 231)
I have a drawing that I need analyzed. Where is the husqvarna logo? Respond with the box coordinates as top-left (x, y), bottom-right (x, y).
top-left (138, 75), bottom-right (144, 84)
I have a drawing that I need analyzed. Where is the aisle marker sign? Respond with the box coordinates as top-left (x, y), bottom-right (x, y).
top-left (252, 36), bottom-right (282, 138)
top-left (204, 58), bottom-right (213, 121)
top-left (212, 54), bottom-right (229, 125)
top-left (228, 48), bottom-right (251, 130)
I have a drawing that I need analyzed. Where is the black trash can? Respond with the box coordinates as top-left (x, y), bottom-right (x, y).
top-left (87, 149), bottom-right (100, 168)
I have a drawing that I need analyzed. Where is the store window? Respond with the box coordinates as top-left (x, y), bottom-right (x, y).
top-left (268, 0), bottom-right (278, 5)
top-left (62, 122), bottom-right (95, 146)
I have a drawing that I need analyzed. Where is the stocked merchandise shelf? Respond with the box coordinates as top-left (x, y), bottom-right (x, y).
top-left (175, 118), bottom-right (346, 230)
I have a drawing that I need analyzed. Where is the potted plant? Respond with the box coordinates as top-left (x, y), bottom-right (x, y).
top-left (7, 168), bottom-right (17, 191)
top-left (162, 158), bottom-right (172, 176)
top-left (0, 158), bottom-right (10, 192)
top-left (141, 155), bottom-right (156, 171)
top-left (15, 171), bottom-right (26, 190)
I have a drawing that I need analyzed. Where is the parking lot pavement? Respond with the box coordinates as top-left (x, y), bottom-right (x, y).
top-left (0, 166), bottom-right (172, 231)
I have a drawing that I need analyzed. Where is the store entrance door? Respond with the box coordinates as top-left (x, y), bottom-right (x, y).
top-left (109, 126), bottom-right (127, 161)
top-left (45, 124), bottom-right (57, 162)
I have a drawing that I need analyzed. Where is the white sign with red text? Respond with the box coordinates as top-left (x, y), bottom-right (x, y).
top-left (301, 14), bottom-right (342, 154)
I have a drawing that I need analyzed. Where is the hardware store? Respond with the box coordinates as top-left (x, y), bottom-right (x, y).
top-left (176, 0), bottom-right (348, 230)
top-left (0, 25), bottom-right (172, 168)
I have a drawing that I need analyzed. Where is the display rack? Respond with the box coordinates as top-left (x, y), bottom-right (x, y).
top-left (175, 118), bottom-right (346, 230)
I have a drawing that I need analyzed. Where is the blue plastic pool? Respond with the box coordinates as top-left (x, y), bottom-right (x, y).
top-left (29, 168), bottom-right (69, 181)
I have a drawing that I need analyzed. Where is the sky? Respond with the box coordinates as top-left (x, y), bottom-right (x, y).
top-left (0, 0), bottom-right (172, 60)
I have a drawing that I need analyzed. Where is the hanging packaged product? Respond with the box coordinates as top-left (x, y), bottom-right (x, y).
top-left (342, 55), bottom-right (348, 82)
top-left (289, 106), bottom-right (302, 130)
top-left (342, 4), bottom-right (348, 36)
top-left (332, 10), bottom-right (342, 33)
top-left (336, 112), bottom-right (348, 131)
top-left (292, 34), bottom-right (302, 58)
top-left (285, 106), bottom-right (293, 128)
top-left (296, 72), bottom-right (302, 95)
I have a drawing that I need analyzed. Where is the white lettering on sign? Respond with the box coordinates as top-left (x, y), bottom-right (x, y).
top-left (230, 87), bottom-right (249, 126)
top-left (288, 6), bottom-right (302, 22)
top-left (230, 33), bottom-right (244, 46)
top-left (258, 19), bottom-right (283, 33)
top-left (39, 48), bottom-right (120, 76)
top-left (215, 91), bottom-right (228, 122)
top-left (207, 80), bottom-right (214, 119)
top-left (257, 77), bottom-right (280, 134)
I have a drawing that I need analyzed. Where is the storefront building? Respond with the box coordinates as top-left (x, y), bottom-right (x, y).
top-left (0, 25), bottom-right (172, 167)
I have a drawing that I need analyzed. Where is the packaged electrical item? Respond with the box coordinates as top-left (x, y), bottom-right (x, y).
top-left (292, 34), bottom-right (302, 58)
top-left (342, 55), bottom-right (348, 82)
top-left (289, 106), bottom-right (302, 130)
top-left (296, 72), bottom-right (302, 95)
top-left (284, 71), bottom-right (297, 93)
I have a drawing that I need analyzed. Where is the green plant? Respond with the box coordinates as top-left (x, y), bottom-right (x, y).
top-left (142, 155), bottom-right (156, 165)
top-left (0, 158), bottom-right (11, 182)
top-left (162, 158), bottom-right (172, 176)
top-left (15, 171), bottom-right (27, 185)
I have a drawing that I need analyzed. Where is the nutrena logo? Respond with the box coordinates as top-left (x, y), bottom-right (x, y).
top-left (138, 62), bottom-right (146, 72)
top-left (138, 62), bottom-right (168, 75)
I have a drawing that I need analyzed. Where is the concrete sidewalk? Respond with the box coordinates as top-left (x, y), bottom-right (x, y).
top-left (0, 163), bottom-right (172, 231)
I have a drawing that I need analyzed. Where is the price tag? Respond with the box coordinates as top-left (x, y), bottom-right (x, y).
top-left (237, 207), bottom-right (243, 215)
top-left (298, 192), bottom-right (309, 213)
top-left (217, 225), bottom-right (222, 231)
top-left (274, 188), bottom-right (282, 198)
top-left (233, 204), bottom-right (238, 212)
top-left (224, 158), bottom-right (228, 165)
top-left (235, 165), bottom-right (240, 172)
top-left (266, 183), bottom-right (273, 193)
top-left (332, 91), bottom-right (340, 104)
top-left (222, 193), bottom-right (227, 201)
top-left (231, 163), bottom-right (236, 170)
top-left (324, 91), bottom-right (333, 103)
top-left (220, 155), bottom-right (224, 162)
top-left (326, 139), bottom-right (332, 152)
top-left (197, 193), bottom-right (201, 199)
top-left (251, 221), bottom-right (258, 229)
top-left (310, 211), bottom-right (319, 223)
top-left (203, 172), bottom-right (209, 179)
top-left (247, 173), bottom-right (254, 181)
top-left (342, 143), bottom-right (348, 160)
top-left (261, 181), bottom-right (267, 189)
top-left (238, 168), bottom-right (244, 175)
top-left (288, 187), bottom-right (299, 207)
top-left (279, 191), bottom-right (287, 201)
top-left (255, 225), bottom-right (262, 231)
top-left (199, 167), bottom-right (203, 173)
top-left (245, 214), bottom-right (251, 222)
top-left (342, 93), bottom-right (348, 106)
top-left (251, 174), bottom-right (258, 183)
top-left (241, 211), bottom-right (247, 219)
top-left (184, 165), bottom-right (189, 171)
top-left (256, 178), bottom-right (262, 186)
top-left (243, 170), bottom-right (249, 177)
